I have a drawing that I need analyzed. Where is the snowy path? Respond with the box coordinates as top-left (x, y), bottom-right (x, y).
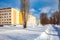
top-left (34, 25), bottom-right (60, 40)
top-left (52, 25), bottom-right (60, 39)
top-left (44, 25), bottom-right (60, 40)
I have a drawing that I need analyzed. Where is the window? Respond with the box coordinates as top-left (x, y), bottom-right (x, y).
top-left (4, 19), bottom-right (6, 21)
top-left (9, 22), bottom-right (11, 23)
top-left (9, 13), bottom-right (11, 15)
top-left (4, 16), bottom-right (6, 18)
top-left (0, 17), bottom-right (1, 18)
top-left (5, 13), bottom-right (6, 15)
top-left (2, 14), bottom-right (4, 15)
top-left (7, 16), bottom-right (8, 18)
top-left (9, 16), bottom-right (11, 18)
top-left (7, 19), bottom-right (8, 21)
top-left (2, 22), bottom-right (3, 24)
top-left (4, 13), bottom-right (7, 15)
top-left (9, 19), bottom-right (11, 21)
top-left (2, 19), bottom-right (3, 21)
top-left (6, 22), bottom-right (8, 24)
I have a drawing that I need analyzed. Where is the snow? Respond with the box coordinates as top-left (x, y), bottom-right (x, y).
top-left (55, 25), bottom-right (60, 28)
top-left (0, 24), bottom-right (60, 40)
top-left (0, 25), bottom-right (41, 40)
top-left (0, 29), bottom-right (40, 40)
top-left (34, 24), bottom-right (60, 40)
top-left (34, 32), bottom-right (49, 40)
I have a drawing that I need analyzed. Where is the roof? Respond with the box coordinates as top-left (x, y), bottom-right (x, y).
top-left (0, 7), bottom-right (11, 10)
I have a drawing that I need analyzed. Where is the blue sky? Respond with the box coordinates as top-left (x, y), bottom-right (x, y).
top-left (0, 0), bottom-right (59, 19)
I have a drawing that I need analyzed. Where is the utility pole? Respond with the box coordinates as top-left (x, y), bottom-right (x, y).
top-left (21, 0), bottom-right (30, 28)
top-left (59, 0), bottom-right (60, 11)
top-left (58, 0), bottom-right (60, 24)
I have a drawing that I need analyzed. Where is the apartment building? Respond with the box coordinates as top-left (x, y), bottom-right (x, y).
top-left (0, 7), bottom-right (36, 26)
top-left (0, 7), bottom-right (20, 25)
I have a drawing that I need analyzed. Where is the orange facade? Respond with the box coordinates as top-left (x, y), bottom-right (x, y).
top-left (19, 12), bottom-right (24, 25)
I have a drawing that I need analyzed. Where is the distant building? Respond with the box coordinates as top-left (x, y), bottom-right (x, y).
top-left (27, 14), bottom-right (36, 25)
top-left (37, 19), bottom-right (40, 25)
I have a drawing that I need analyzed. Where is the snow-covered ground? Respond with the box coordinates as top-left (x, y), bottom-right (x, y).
top-left (0, 24), bottom-right (60, 40)
top-left (35, 24), bottom-right (60, 40)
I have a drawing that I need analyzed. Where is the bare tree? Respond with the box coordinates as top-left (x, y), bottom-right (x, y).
top-left (21, 0), bottom-right (30, 28)
top-left (50, 11), bottom-right (60, 25)
top-left (40, 13), bottom-right (49, 25)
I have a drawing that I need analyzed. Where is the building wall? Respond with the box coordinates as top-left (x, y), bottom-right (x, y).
top-left (11, 8), bottom-right (21, 25)
top-left (11, 8), bottom-right (16, 25)
top-left (0, 8), bottom-right (20, 25)
top-left (16, 11), bottom-right (19, 24)
top-left (0, 8), bottom-right (11, 25)
top-left (27, 15), bottom-right (36, 25)
top-left (19, 12), bottom-right (37, 25)
top-left (19, 11), bottom-right (24, 25)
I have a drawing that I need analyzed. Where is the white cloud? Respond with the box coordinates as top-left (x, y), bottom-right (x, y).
top-left (40, 7), bottom-right (51, 13)
top-left (51, 10), bottom-right (57, 13)
top-left (30, 0), bottom-right (58, 11)
top-left (30, 9), bottom-right (36, 12)
top-left (29, 8), bottom-right (37, 15)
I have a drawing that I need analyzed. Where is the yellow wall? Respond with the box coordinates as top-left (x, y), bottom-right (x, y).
top-left (11, 8), bottom-right (19, 25)
top-left (19, 11), bottom-right (24, 25)
top-left (11, 8), bottom-right (24, 25)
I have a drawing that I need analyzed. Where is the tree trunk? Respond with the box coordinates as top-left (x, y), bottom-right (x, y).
top-left (24, 22), bottom-right (26, 28)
